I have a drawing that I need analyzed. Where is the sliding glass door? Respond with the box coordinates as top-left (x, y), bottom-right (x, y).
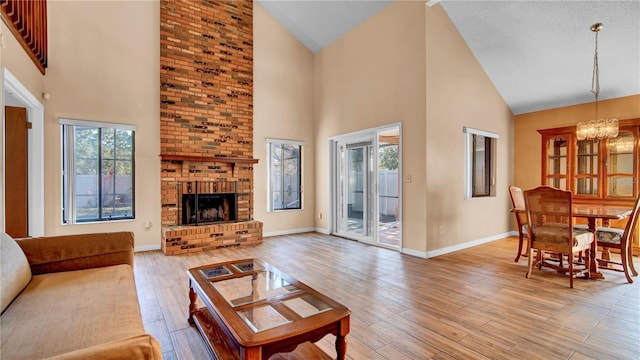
top-left (333, 125), bottom-right (401, 249)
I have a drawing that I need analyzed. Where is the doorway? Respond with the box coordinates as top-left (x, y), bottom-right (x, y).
top-left (331, 124), bottom-right (401, 249)
top-left (2, 67), bottom-right (45, 236)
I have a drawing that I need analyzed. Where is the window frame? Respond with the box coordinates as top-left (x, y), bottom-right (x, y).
top-left (464, 127), bottom-right (499, 199)
top-left (61, 118), bottom-right (136, 224)
top-left (266, 138), bottom-right (303, 212)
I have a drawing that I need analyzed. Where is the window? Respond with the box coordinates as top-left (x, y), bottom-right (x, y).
top-left (61, 119), bottom-right (135, 223)
top-left (464, 127), bottom-right (499, 199)
top-left (267, 139), bottom-right (303, 211)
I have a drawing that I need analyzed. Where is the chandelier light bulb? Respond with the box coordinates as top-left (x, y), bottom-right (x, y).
top-left (606, 118), bottom-right (619, 138)
top-left (576, 122), bottom-right (587, 140)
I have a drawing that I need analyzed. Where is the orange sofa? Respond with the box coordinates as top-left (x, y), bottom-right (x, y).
top-left (1, 231), bottom-right (162, 359)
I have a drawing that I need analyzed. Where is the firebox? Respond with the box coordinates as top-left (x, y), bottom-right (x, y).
top-left (177, 181), bottom-right (237, 225)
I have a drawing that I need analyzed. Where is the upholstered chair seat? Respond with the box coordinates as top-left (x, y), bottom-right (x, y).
top-left (595, 228), bottom-right (624, 245)
top-left (532, 225), bottom-right (593, 246)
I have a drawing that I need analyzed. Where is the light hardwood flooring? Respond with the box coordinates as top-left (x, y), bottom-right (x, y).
top-left (134, 233), bottom-right (640, 360)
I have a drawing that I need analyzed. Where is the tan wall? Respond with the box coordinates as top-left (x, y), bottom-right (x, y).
top-left (3, 0), bottom-right (519, 253)
top-left (425, 5), bottom-right (514, 252)
top-left (0, 22), bottom-right (45, 101)
top-left (1, 21), bottom-right (46, 233)
top-left (514, 94), bottom-right (640, 192)
top-left (40, 1), bottom-right (160, 249)
top-left (253, 4), bottom-right (316, 234)
top-left (314, 1), bottom-right (428, 251)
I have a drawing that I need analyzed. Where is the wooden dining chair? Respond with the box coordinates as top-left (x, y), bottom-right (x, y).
top-left (509, 185), bottom-right (528, 262)
top-left (592, 195), bottom-right (640, 283)
top-left (524, 186), bottom-right (594, 288)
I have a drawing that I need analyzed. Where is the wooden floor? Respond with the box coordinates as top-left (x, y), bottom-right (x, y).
top-left (134, 233), bottom-right (640, 360)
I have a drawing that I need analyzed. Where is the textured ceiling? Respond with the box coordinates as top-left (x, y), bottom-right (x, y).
top-left (258, 0), bottom-right (640, 115)
top-left (257, 0), bottom-right (393, 53)
top-left (440, 1), bottom-right (640, 114)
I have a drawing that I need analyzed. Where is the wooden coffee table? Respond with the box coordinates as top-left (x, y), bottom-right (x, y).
top-left (187, 259), bottom-right (350, 360)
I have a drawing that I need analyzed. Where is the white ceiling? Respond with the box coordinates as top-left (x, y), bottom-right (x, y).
top-left (257, 0), bottom-right (393, 52)
top-left (258, 0), bottom-right (640, 115)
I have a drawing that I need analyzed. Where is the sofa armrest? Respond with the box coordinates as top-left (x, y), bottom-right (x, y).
top-left (16, 232), bottom-right (134, 275)
top-left (44, 334), bottom-right (162, 360)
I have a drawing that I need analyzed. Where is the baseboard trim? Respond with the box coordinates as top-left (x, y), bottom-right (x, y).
top-left (135, 244), bottom-right (161, 252)
top-left (401, 247), bottom-right (428, 258)
top-left (314, 228), bottom-right (330, 235)
top-left (263, 228), bottom-right (316, 238)
top-left (425, 232), bottom-right (513, 258)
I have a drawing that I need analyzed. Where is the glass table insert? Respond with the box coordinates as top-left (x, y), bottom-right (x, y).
top-left (207, 260), bottom-right (334, 332)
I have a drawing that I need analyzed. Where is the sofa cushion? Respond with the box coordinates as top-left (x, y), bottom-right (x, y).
top-left (1, 232), bottom-right (32, 314)
top-left (17, 232), bottom-right (135, 275)
top-left (0, 264), bottom-right (144, 359)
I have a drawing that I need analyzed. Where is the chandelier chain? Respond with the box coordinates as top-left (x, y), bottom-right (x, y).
top-left (591, 30), bottom-right (600, 117)
top-left (576, 22), bottom-right (618, 141)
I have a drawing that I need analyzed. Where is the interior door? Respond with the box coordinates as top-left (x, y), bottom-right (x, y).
top-left (4, 106), bottom-right (29, 238)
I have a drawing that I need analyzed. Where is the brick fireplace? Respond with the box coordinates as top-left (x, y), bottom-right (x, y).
top-left (160, 0), bottom-right (262, 255)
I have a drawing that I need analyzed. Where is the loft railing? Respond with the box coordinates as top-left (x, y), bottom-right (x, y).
top-left (1, 0), bottom-right (48, 74)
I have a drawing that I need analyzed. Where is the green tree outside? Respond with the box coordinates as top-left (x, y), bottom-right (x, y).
top-left (379, 145), bottom-right (398, 170)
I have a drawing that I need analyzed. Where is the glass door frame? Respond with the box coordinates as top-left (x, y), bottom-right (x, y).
top-left (329, 123), bottom-right (402, 250)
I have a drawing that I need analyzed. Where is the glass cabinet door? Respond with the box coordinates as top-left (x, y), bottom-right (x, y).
top-left (544, 136), bottom-right (569, 190)
top-left (575, 139), bottom-right (599, 196)
top-left (606, 129), bottom-right (637, 198)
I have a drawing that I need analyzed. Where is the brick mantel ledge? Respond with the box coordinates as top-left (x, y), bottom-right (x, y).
top-left (160, 154), bottom-right (259, 164)
top-left (161, 155), bottom-right (259, 176)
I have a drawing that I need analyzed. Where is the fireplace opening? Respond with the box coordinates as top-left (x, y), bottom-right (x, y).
top-left (182, 193), bottom-right (237, 225)
top-left (177, 181), bottom-right (238, 226)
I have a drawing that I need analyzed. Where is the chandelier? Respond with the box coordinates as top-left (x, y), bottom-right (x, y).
top-left (576, 23), bottom-right (619, 141)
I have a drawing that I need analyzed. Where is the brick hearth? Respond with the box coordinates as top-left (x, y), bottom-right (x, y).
top-left (160, 0), bottom-right (262, 255)
top-left (162, 221), bottom-right (262, 255)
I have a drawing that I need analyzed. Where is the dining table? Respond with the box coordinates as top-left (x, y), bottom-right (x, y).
top-left (514, 203), bottom-right (633, 280)
top-left (572, 204), bottom-right (633, 279)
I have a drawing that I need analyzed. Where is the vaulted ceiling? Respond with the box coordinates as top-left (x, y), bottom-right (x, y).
top-left (257, 0), bottom-right (640, 115)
